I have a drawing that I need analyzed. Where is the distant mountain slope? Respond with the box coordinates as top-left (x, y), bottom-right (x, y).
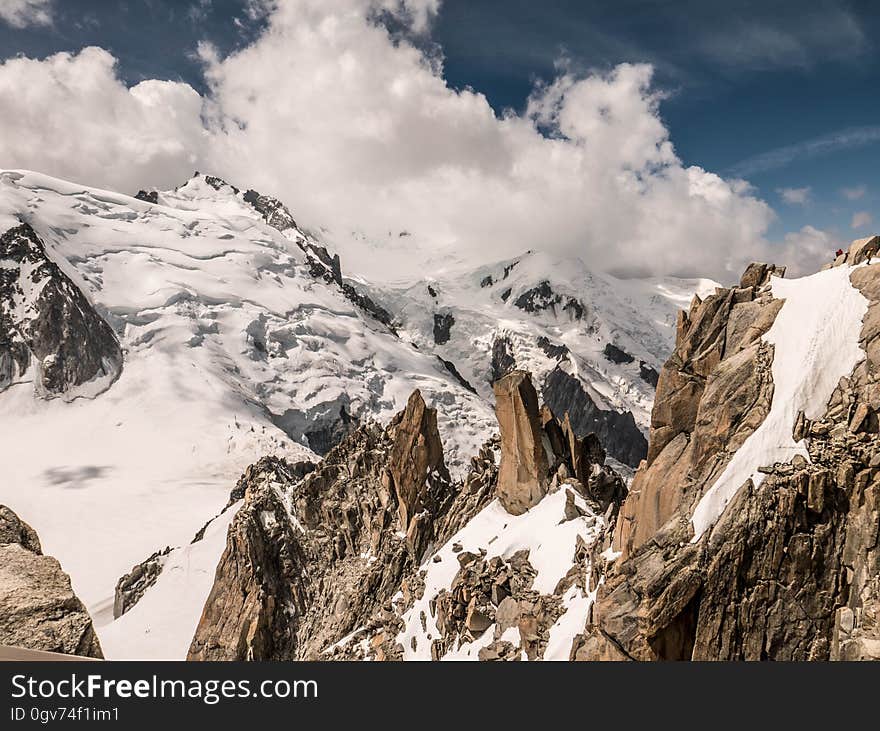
top-left (0, 223), bottom-right (122, 398)
top-left (366, 251), bottom-right (717, 466)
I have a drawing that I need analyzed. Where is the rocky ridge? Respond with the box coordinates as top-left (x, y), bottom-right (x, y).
top-left (186, 371), bottom-right (625, 661)
top-left (0, 505), bottom-right (103, 658)
top-left (576, 248), bottom-right (880, 661)
top-left (228, 176), bottom-right (395, 331)
top-left (113, 546), bottom-right (172, 619)
top-left (187, 391), bottom-right (462, 660)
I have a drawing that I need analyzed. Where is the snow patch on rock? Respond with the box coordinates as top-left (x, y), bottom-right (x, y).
top-left (97, 504), bottom-right (239, 660)
top-left (691, 264), bottom-right (869, 540)
top-left (397, 488), bottom-right (603, 660)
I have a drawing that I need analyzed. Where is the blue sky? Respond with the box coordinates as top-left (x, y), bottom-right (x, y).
top-left (0, 0), bottom-right (877, 276)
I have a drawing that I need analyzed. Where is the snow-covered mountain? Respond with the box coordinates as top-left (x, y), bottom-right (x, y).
top-left (0, 169), bottom-right (713, 659)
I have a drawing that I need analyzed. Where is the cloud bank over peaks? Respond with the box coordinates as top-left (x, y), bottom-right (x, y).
top-left (0, 0), bottom-right (781, 282)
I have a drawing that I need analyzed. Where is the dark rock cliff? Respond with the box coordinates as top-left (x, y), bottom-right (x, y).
top-left (543, 367), bottom-right (648, 468)
top-left (0, 223), bottom-right (122, 398)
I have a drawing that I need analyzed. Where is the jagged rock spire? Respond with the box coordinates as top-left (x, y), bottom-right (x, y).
top-left (385, 389), bottom-right (449, 531)
top-left (493, 369), bottom-right (624, 516)
top-left (493, 370), bottom-right (549, 515)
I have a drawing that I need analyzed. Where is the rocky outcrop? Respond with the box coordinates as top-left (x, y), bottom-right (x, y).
top-left (384, 390), bottom-right (451, 553)
top-left (0, 505), bottom-right (102, 658)
top-left (494, 371), bottom-right (549, 514)
top-left (337, 279), bottom-right (397, 332)
top-left (639, 361), bottom-right (659, 387)
top-left (536, 335), bottom-right (568, 361)
top-left (738, 261), bottom-right (786, 289)
top-left (188, 392), bottom-right (461, 660)
top-left (436, 356), bottom-right (477, 394)
top-left (113, 546), bottom-right (172, 619)
top-left (494, 370), bottom-right (626, 517)
top-left (189, 373), bottom-right (625, 661)
top-left (203, 174), bottom-right (239, 194)
top-left (514, 281), bottom-right (584, 320)
top-left (134, 190), bottom-right (159, 204)
top-left (826, 235), bottom-right (880, 269)
top-left (0, 223), bottom-right (122, 398)
top-left (187, 457), bottom-right (307, 661)
top-left (0, 505), bottom-right (41, 552)
top-left (433, 313), bottom-right (455, 345)
top-left (576, 254), bottom-right (880, 661)
top-left (603, 343), bottom-right (634, 364)
top-left (431, 550), bottom-right (564, 661)
top-left (490, 334), bottom-right (516, 384)
top-left (242, 188), bottom-right (298, 233)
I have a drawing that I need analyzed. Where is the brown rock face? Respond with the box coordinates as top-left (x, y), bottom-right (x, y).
top-left (845, 236), bottom-right (880, 267)
top-left (385, 390), bottom-right (450, 533)
top-left (189, 377), bottom-right (625, 661)
top-left (0, 505), bottom-right (41, 553)
top-left (739, 262), bottom-right (786, 289)
top-left (189, 393), bottom-right (482, 661)
top-left (0, 505), bottom-right (102, 658)
top-left (578, 252), bottom-right (880, 661)
top-left (494, 370), bottom-right (550, 515)
top-left (113, 547), bottom-right (171, 619)
top-left (621, 266), bottom-right (783, 558)
top-left (492, 370), bottom-right (626, 518)
top-left (187, 458), bottom-right (306, 661)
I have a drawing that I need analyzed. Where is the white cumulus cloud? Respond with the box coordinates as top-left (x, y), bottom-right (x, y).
top-left (0, 47), bottom-right (208, 194)
top-left (0, 0), bottom-right (53, 28)
top-left (778, 186), bottom-right (811, 205)
top-left (196, 0), bottom-right (774, 280)
top-left (778, 225), bottom-right (844, 277)
top-left (852, 211), bottom-right (873, 230)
